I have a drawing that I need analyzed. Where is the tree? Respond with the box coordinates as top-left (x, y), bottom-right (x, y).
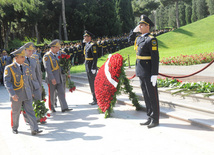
top-left (116, 0), bottom-right (135, 33)
top-left (196, 0), bottom-right (208, 20)
top-left (207, 0), bottom-right (214, 15)
top-left (62, 0), bottom-right (68, 40)
top-left (132, 0), bottom-right (160, 17)
top-left (185, 2), bottom-right (192, 24)
top-left (160, 0), bottom-right (191, 28)
top-left (179, 1), bottom-right (186, 26)
top-left (191, 0), bottom-right (197, 22)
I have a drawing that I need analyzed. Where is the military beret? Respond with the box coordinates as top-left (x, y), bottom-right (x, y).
top-left (48, 39), bottom-right (61, 47)
top-left (83, 30), bottom-right (95, 38)
top-left (11, 46), bottom-right (26, 56)
top-left (139, 14), bottom-right (154, 27)
top-left (23, 42), bottom-right (35, 50)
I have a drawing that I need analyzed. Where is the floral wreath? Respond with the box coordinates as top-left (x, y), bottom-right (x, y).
top-left (95, 53), bottom-right (141, 118)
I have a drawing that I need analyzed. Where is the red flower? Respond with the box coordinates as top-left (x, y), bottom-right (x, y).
top-left (66, 55), bottom-right (70, 59)
top-left (72, 86), bottom-right (76, 91)
top-left (47, 113), bottom-right (51, 117)
top-left (43, 99), bottom-right (47, 102)
top-left (61, 54), bottom-right (66, 58)
top-left (94, 54), bottom-right (123, 112)
top-left (40, 118), bottom-right (44, 122)
top-left (58, 56), bottom-right (61, 59)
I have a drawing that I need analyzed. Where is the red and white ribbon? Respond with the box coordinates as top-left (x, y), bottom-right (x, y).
top-left (104, 54), bottom-right (118, 88)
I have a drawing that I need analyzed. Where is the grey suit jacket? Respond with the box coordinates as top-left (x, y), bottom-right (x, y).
top-left (43, 51), bottom-right (63, 84)
top-left (25, 57), bottom-right (42, 90)
top-left (4, 62), bottom-right (33, 102)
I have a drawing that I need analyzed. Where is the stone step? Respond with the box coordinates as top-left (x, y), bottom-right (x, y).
top-left (72, 74), bottom-right (214, 115)
top-left (71, 72), bottom-right (214, 130)
top-left (75, 85), bottom-right (214, 130)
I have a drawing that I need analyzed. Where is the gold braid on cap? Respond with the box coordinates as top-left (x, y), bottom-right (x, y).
top-left (16, 49), bottom-right (25, 56)
top-left (26, 44), bottom-right (35, 50)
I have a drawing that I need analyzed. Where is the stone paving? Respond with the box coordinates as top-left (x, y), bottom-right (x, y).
top-left (0, 83), bottom-right (214, 155)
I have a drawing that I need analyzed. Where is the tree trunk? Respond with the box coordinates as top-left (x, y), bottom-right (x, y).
top-left (0, 23), bottom-right (4, 49)
top-left (35, 22), bottom-right (40, 44)
top-left (4, 22), bottom-right (11, 49)
top-left (62, 0), bottom-right (68, 41)
top-left (175, 0), bottom-right (180, 28)
top-left (59, 14), bottom-right (62, 40)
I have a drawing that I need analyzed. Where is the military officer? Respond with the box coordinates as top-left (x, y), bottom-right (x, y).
top-left (24, 42), bottom-right (42, 101)
top-left (129, 15), bottom-right (160, 128)
top-left (0, 50), bottom-right (12, 85)
top-left (43, 39), bottom-right (72, 112)
top-left (4, 46), bottom-right (42, 135)
top-left (83, 30), bottom-right (98, 105)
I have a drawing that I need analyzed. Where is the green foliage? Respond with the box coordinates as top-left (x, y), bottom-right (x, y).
top-left (191, 0), bottom-right (197, 22)
top-left (8, 38), bottom-right (23, 50)
top-left (207, 0), bottom-right (214, 15)
top-left (33, 100), bottom-right (48, 119)
top-left (185, 2), bottom-right (192, 24)
top-left (103, 60), bottom-right (141, 118)
top-left (157, 78), bottom-right (214, 97)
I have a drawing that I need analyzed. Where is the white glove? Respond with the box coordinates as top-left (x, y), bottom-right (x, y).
top-left (91, 69), bottom-right (96, 74)
top-left (151, 75), bottom-right (158, 87)
top-left (133, 25), bottom-right (140, 33)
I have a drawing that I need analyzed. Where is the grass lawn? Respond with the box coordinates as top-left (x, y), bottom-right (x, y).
top-left (71, 15), bottom-right (214, 73)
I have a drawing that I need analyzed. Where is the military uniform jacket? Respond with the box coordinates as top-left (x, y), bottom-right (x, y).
top-left (135, 33), bottom-right (159, 77)
top-left (43, 51), bottom-right (63, 84)
top-left (4, 62), bottom-right (33, 102)
top-left (84, 42), bottom-right (98, 72)
top-left (24, 57), bottom-right (42, 90)
top-left (0, 56), bottom-right (12, 72)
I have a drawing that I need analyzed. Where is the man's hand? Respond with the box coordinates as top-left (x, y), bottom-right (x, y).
top-left (12, 95), bottom-right (19, 102)
top-left (91, 69), bottom-right (96, 74)
top-left (151, 75), bottom-right (158, 87)
top-left (133, 25), bottom-right (140, 33)
top-left (52, 79), bottom-right (57, 85)
top-left (67, 74), bottom-right (71, 78)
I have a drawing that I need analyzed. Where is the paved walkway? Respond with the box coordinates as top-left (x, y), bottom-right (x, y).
top-left (0, 83), bottom-right (214, 155)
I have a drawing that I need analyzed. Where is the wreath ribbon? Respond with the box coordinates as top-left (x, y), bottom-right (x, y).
top-left (105, 54), bottom-right (118, 88)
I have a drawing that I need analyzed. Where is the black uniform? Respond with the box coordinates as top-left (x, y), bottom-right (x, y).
top-left (134, 32), bottom-right (159, 124)
top-left (84, 41), bottom-right (98, 103)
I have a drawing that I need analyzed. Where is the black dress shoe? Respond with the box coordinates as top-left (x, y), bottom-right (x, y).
top-left (62, 108), bottom-right (73, 112)
top-left (147, 120), bottom-right (159, 129)
top-left (89, 101), bottom-right (97, 105)
top-left (31, 129), bottom-right (43, 135)
top-left (12, 129), bottom-right (18, 134)
top-left (140, 118), bottom-right (151, 125)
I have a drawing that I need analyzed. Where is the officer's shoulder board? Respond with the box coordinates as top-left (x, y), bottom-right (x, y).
top-left (148, 35), bottom-right (154, 39)
top-left (24, 63), bottom-right (29, 66)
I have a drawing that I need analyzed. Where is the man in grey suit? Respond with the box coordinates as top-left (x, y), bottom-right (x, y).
top-left (43, 39), bottom-right (72, 113)
top-left (0, 50), bottom-right (12, 85)
top-left (4, 46), bottom-right (42, 135)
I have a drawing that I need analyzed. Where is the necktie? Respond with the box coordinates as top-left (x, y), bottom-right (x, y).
top-left (20, 65), bottom-right (23, 74)
top-left (27, 57), bottom-right (30, 65)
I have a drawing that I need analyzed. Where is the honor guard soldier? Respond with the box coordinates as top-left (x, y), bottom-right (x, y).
top-left (129, 15), bottom-right (160, 128)
top-left (4, 46), bottom-right (42, 135)
top-left (0, 49), bottom-right (12, 85)
top-left (83, 30), bottom-right (98, 105)
top-left (43, 39), bottom-right (72, 112)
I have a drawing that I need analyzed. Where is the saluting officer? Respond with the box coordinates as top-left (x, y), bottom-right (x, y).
top-left (43, 39), bottom-right (72, 112)
top-left (83, 30), bottom-right (98, 105)
top-left (129, 15), bottom-right (160, 128)
top-left (4, 47), bottom-right (42, 135)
